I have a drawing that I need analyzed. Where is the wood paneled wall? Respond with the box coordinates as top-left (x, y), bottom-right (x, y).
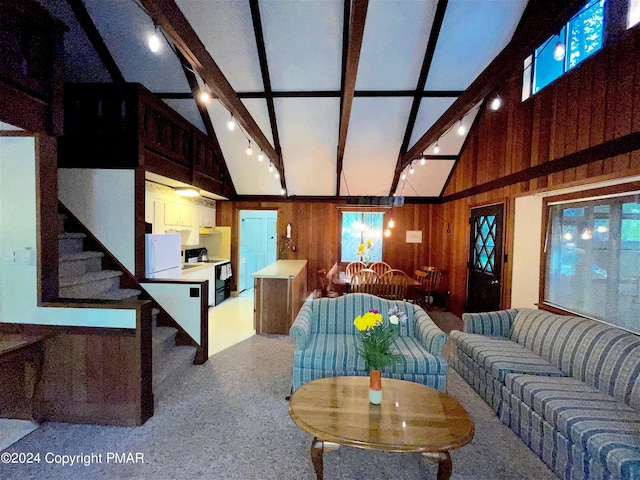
top-left (438, 26), bottom-right (640, 315)
top-left (216, 201), bottom-right (446, 294)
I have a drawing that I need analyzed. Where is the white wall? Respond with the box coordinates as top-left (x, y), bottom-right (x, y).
top-left (59, 168), bottom-right (136, 273)
top-left (511, 195), bottom-right (543, 308)
top-left (0, 137), bottom-right (136, 328)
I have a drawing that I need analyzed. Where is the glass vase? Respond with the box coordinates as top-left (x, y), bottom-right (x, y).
top-left (369, 369), bottom-right (382, 404)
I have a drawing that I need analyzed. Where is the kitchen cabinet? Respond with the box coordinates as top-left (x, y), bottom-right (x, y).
top-left (164, 201), bottom-right (193, 228)
top-left (144, 198), bottom-right (154, 224)
top-left (199, 206), bottom-right (216, 228)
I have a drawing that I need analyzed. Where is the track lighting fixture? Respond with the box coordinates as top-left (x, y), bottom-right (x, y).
top-left (198, 88), bottom-right (211, 104)
top-left (490, 95), bottom-right (502, 111)
top-left (227, 114), bottom-right (235, 131)
top-left (553, 40), bottom-right (566, 61)
top-left (275, 171), bottom-right (280, 179)
top-left (457, 120), bottom-right (466, 136)
top-left (409, 163), bottom-right (415, 175)
top-left (420, 156), bottom-right (426, 166)
top-left (258, 151), bottom-right (264, 162)
top-left (245, 141), bottom-right (253, 156)
top-left (433, 142), bottom-right (440, 154)
top-left (268, 163), bottom-right (273, 173)
top-left (148, 29), bottom-right (161, 53)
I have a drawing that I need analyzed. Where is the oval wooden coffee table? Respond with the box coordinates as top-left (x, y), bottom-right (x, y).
top-left (289, 376), bottom-right (474, 480)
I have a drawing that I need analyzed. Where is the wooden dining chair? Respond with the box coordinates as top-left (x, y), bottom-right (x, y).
top-left (368, 261), bottom-right (391, 277)
top-left (316, 268), bottom-right (339, 298)
top-left (408, 269), bottom-right (428, 305)
top-left (345, 261), bottom-right (367, 277)
top-left (423, 269), bottom-right (442, 310)
top-left (378, 269), bottom-right (409, 300)
top-left (349, 268), bottom-right (379, 294)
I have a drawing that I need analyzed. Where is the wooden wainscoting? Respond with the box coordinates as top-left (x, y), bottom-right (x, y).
top-left (0, 300), bottom-right (153, 427)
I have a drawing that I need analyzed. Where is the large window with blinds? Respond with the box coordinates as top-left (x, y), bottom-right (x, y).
top-left (543, 191), bottom-right (640, 333)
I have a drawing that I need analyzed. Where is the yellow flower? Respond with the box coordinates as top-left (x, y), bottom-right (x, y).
top-left (366, 239), bottom-right (373, 247)
top-left (354, 311), bottom-right (382, 331)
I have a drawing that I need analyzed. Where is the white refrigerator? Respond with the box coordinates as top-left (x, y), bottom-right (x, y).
top-left (145, 233), bottom-right (182, 279)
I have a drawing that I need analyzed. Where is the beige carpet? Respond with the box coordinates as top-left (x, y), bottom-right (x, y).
top-left (0, 332), bottom-right (559, 480)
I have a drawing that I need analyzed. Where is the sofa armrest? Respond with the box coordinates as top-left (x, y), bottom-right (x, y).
top-left (414, 306), bottom-right (447, 357)
top-left (289, 301), bottom-right (314, 350)
top-left (461, 309), bottom-right (519, 337)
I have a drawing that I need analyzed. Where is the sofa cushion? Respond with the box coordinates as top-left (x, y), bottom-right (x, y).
top-left (510, 310), bottom-right (640, 410)
top-left (450, 331), bottom-right (565, 382)
top-left (311, 294), bottom-right (416, 337)
top-left (506, 373), bottom-right (640, 479)
top-left (296, 333), bottom-right (447, 375)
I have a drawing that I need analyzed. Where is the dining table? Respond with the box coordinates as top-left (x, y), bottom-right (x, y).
top-left (330, 271), bottom-right (422, 296)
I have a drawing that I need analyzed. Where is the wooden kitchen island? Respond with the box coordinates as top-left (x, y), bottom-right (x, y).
top-left (252, 260), bottom-right (308, 335)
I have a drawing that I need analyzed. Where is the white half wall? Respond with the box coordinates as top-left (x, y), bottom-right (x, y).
top-left (141, 282), bottom-right (202, 343)
top-left (0, 137), bottom-right (135, 327)
top-left (59, 168), bottom-right (135, 273)
top-left (511, 195), bottom-right (543, 309)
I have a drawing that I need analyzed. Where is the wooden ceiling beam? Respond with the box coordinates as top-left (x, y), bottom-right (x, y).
top-left (249, 0), bottom-right (287, 194)
top-left (393, 0), bottom-right (588, 192)
top-left (66, 0), bottom-right (125, 83)
top-left (139, 0), bottom-right (281, 172)
top-left (176, 50), bottom-right (237, 197)
top-left (336, 0), bottom-right (369, 196)
top-left (390, 0), bottom-right (449, 195)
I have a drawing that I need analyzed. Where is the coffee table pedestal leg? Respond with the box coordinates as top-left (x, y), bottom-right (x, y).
top-left (422, 451), bottom-right (452, 480)
top-left (310, 437), bottom-right (340, 480)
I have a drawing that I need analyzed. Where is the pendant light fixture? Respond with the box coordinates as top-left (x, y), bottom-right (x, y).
top-left (268, 163), bottom-right (273, 173)
top-left (457, 120), bottom-right (466, 136)
top-left (275, 171), bottom-right (280, 179)
top-left (258, 151), bottom-right (264, 162)
top-left (401, 172), bottom-right (407, 181)
top-left (420, 156), bottom-right (426, 165)
top-left (245, 141), bottom-right (253, 156)
top-left (280, 188), bottom-right (286, 196)
top-left (409, 162), bottom-right (415, 175)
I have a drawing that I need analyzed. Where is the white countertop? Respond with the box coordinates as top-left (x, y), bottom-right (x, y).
top-left (251, 260), bottom-right (307, 279)
top-left (181, 259), bottom-right (230, 276)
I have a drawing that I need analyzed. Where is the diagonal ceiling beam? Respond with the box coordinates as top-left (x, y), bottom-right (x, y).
top-left (249, 0), bottom-right (287, 194)
top-left (66, 0), bottom-right (125, 83)
top-left (392, 0), bottom-right (588, 194)
top-left (336, 0), bottom-right (369, 196)
top-left (176, 50), bottom-right (237, 197)
top-left (139, 0), bottom-right (282, 173)
top-left (390, 0), bottom-right (449, 195)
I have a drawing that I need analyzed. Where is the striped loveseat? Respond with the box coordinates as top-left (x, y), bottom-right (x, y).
top-left (450, 308), bottom-right (640, 480)
top-left (289, 293), bottom-right (448, 393)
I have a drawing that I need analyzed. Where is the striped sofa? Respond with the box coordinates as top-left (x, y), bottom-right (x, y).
top-left (450, 308), bottom-right (640, 480)
top-left (289, 293), bottom-right (448, 393)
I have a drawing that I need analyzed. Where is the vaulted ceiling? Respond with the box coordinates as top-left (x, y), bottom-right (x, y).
top-left (37, 0), bottom-right (562, 199)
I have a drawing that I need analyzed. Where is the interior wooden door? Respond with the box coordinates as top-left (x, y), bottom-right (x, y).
top-left (467, 203), bottom-right (504, 312)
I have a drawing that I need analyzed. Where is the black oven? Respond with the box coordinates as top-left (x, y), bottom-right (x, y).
top-left (215, 262), bottom-right (232, 305)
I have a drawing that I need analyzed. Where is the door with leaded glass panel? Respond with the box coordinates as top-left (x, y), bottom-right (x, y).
top-left (467, 203), bottom-right (504, 312)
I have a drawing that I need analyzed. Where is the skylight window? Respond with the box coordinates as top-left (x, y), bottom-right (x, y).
top-left (523, 0), bottom-right (605, 99)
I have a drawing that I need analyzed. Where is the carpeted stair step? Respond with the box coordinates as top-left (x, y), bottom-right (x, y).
top-left (59, 251), bottom-right (104, 278)
top-left (59, 270), bottom-right (123, 298)
top-left (58, 232), bottom-right (85, 256)
top-left (152, 326), bottom-right (195, 403)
